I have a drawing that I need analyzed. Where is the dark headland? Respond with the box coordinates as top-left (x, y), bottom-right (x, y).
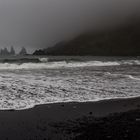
top-left (33, 20), bottom-right (140, 56)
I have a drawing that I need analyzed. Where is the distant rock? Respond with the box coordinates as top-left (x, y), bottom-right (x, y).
top-left (0, 48), bottom-right (10, 56)
top-left (19, 47), bottom-right (27, 55)
top-left (33, 49), bottom-right (46, 55)
top-left (9, 46), bottom-right (15, 55)
top-left (0, 46), bottom-right (16, 56)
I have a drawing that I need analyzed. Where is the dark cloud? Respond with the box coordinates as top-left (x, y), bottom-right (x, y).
top-left (0, 0), bottom-right (139, 53)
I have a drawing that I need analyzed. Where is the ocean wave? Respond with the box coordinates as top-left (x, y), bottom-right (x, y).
top-left (105, 72), bottom-right (140, 81)
top-left (39, 57), bottom-right (48, 62)
top-left (0, 58), bottom-right (140, 70)
top-left (0, 61), bottom-right (120, 70)
top-left (1, 58), bottom-right (41, 63)
top-left (127, 75), bottom-right (140, 81)
top-left (2, 96), bottom-right (140, 111)
top-left (0, 62), bottom-right (139, 110)
top-left (121, 60), bottom-right (140, 65)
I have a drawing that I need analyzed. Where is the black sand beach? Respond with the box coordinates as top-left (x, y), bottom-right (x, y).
top-left (0, 97), bottom-right (140, 140)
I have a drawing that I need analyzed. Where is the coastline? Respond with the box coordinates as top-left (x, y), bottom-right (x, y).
top-left (0, 97), bottom-right (140, 139)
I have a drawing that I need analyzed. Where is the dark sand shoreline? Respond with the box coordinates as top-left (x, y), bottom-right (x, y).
top-left (1, 97), bottom-right (140, 139)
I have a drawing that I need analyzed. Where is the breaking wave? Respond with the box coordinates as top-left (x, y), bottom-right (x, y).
top-left (39, 57), bottom-right (48, 62)
top-left (105, 72), bottom-right (140, 81)
top-left (0, 58), bottom-right (140, 70)
top-left (0, 57), bottom-right (140, 110)
top-left (127, 75), bottom-right (140, 81)
top-left (0, 61), bottom-right (120, 70)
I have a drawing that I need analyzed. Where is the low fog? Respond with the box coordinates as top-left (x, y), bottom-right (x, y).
top-left (0, 0), bottom-right (140, 53)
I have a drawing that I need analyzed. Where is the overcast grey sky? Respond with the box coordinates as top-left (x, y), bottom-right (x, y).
top-left (0, 0), bottom-right (140, 53)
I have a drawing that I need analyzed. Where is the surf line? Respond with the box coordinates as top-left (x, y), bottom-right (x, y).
top-left (127, 75), bottom-right (140, 81)
top-left (104, 72), bottom-right (140, 81)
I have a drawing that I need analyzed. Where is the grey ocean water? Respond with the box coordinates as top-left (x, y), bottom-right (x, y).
top-left (0, 56), bottom-right (140, 110)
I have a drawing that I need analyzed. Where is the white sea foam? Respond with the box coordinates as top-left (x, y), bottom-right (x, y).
top-left (39, 57), bottom-right (48, 62)
top-left (0, 58), bottom-right (139, 110)
top-left (0, 59), bottom-right (140, 70)
top-left (127, 75), bottom-right (140, 81)
top-left (105, 72), bottom-right (140, 81)
top-left (121, 60), bottom-right (140, 65)
top-left (0, 65), bottom-right (139, 110)
top-left (0, 61), bottom-right (120, 70)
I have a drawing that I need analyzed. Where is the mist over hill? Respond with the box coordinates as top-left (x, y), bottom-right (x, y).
top-left (33, 21), bottom-right (140, 56)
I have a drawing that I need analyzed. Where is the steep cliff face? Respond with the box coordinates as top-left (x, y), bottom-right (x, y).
top-left (33, 22), bottom-right (140, 56)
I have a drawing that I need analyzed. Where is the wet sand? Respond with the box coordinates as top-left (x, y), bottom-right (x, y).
top-left (0, 97), bottom-right (140, 139)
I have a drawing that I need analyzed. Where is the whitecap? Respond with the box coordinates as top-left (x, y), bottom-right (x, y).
top-left (39, 57), bottom-right (48, 63)
top-left (0, 61), bottom-right (120, 70)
